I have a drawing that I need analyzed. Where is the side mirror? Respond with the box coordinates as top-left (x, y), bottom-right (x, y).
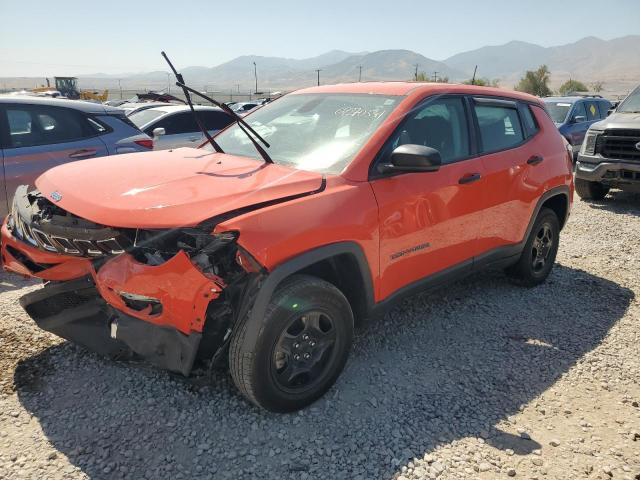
top-left (152, 127), bottom-right (166, 137)
top-left (572, 115), bottom-right (586, 123)
top-left (378, 144), bottom-right (442, 174)
top-left (607, 108), bottom-right (615, 117)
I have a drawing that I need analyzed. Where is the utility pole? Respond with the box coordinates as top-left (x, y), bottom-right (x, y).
top-left (414, 64), bottom-right (419, 81)
top-left (165, 72), bottom-right (170, 93)
top-left (432, 71), bottom-right (439, 82)
top-left (471, 65), bottom-right (478, 85)
top-left (236, 84), bottom-right (240, 93)
top-left (357, 65), bottom-right (363, 82)
top-left (315, 69), bottom-right (321, 86)
top-left (253, 62), bottom-right (258, 93)
top-left (117, 79), bottom-right (122, 99)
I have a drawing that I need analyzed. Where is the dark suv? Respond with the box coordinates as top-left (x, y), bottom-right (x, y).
top-left (543, 96), bottom-right (612, 159)
top-left (575, 85), bottom-right (640, 199)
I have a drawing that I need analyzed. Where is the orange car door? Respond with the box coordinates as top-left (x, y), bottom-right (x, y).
top-left (370, 96), bottom-right (487, 300)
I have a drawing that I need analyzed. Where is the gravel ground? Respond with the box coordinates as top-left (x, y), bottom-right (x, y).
top-left (1, 192), bottom-right (639, 480)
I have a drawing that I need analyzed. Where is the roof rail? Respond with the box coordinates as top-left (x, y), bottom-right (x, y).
top-left (566, 92), bottom-right (603, 98)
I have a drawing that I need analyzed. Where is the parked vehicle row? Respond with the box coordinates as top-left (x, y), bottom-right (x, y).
top-left (128, 105), bottom-right (234, 150)
top-left (1, 82), bottom-right (573, 412)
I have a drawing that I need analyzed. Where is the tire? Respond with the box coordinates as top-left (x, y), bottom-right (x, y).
top-left (506, 208), bottom-right (560, 287)
top-left (229, 274), bottom-right (354, 412)
top-left (575, 178), bottom-right (610, 200)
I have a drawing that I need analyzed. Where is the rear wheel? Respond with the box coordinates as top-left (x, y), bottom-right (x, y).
top-left (506, 208), bottom-right (560, 287)
top-left (575, 178), bottom-right (610, 200)
top-left (229, 275), bottom-right (353, 412)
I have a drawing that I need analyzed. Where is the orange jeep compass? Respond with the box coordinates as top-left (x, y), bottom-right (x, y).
top-left (1, 82), bottom-right (573, 412)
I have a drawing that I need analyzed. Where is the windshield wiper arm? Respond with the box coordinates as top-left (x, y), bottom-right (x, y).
top-left (170, 81), bottom-right (274, 165)
top-left (161, 51), bottom-right (224, 153)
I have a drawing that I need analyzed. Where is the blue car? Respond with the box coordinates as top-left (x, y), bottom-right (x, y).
top-left (543, 96), bottom-right (612, 159)
top-left (0, 96), bottom-right (153, 218)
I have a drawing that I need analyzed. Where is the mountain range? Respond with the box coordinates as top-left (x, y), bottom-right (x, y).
top-left (3, 36), bottom-right (639, 93)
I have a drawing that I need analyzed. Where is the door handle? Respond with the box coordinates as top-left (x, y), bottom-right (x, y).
top-left (458, 173), bottom-right (481, 184)
top-left (68, 149), bottom-right (97, 159)
top-left (527, 155), bottom-right (544, 166)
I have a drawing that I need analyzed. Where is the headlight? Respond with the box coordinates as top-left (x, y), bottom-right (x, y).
top-left (582, 130), bottom-right (602, 156)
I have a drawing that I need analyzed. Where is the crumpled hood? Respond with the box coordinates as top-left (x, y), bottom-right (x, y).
top-left (35, 148), bottom-right (324, 228)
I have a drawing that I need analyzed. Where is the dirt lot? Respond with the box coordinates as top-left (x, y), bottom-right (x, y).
top-left (0, 193), bottom-right (639, 480)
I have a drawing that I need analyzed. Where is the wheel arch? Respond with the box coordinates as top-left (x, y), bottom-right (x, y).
top-left (246, 242), bottom-right (375, 342)
top-left (539, 188), bottom-right (570, 230)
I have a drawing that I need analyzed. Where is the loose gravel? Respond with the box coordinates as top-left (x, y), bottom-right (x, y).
top-left (1, 192), bottom-right (639, 480)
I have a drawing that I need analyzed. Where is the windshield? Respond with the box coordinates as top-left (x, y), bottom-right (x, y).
top-left (544, 101), bottom-right (572, 123)
top-left (129, 109), bottom-right (166, 128)
top-left (207, 93), bottom-right (402, 174)
top-left (617, 86), bottom-right (640, 113)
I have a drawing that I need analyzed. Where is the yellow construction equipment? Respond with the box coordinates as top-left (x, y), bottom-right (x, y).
top-left (31, 77), bottom-right (108, 102)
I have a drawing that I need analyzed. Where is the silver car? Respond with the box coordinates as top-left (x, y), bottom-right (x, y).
top-left (118, 101), bottom-right (171, 117)
top-left (128, 105), bottom-right (234, 150)
top-left (0, 96), bottom-right (152, 219)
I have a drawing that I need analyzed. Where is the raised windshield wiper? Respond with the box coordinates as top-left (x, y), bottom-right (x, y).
top-left (161, 51), bottom-right (273, 164)
top-left (161, 51), bottom-right (223, 153)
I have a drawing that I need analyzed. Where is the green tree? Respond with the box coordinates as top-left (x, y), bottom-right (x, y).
top-left (515, 65), bottom-right (552, 97)
top-left (559, 79), bottom-right (589, 95)
top-left (415, 72), bottom-right (449, 83)
top-left (463, 77), bottom-right (500, 87)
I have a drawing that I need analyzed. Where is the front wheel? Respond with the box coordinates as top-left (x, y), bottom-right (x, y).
top-left (506, 208), bottom-right (560, 287)
top-left (229, 275), bottom-right (354, 412)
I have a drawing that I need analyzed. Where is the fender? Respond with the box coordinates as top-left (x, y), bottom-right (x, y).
top-left (242, 241), bottom-right (375, 346)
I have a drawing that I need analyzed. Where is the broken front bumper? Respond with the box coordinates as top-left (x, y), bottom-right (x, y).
top-left (3, 216), bottom-right (227, 375)
top-left (20, 277), bottom-right (202, 376)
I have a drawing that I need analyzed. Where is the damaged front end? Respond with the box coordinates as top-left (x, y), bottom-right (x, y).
top-left (3, 186), bottom-right (264, 376)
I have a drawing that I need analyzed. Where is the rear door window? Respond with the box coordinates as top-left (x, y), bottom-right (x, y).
top-left (585, 101), bottom-right (599, 121)
top-left (5, 105), bottom-right (92, 148)
top-left (597, 101), bottom-right (611, 118)
top-left (473, 101), bottom-right (525, 152)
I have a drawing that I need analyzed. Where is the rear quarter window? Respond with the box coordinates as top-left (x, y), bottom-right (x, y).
top-left (519, 104), bottom-right (539, 137)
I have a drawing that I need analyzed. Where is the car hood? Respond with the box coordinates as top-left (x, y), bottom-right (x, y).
top-left (591, 112), bottom-right (640, 130)
top-left (35, 148), bottom-right (324, 228)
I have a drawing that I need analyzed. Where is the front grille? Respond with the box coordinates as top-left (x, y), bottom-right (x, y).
top-left (12, 214), bottom-right (125, 257)
top-left (620, 170), bottom-right (640, 181)
top-left (598, 129), bottom-right (640, 162)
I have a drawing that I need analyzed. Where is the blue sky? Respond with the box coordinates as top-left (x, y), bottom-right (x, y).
top-left (1, 0), bottom-right (638, 76)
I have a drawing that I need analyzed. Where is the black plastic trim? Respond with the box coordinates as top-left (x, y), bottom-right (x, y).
top-left (242, 241), bottom-right (374, 345)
